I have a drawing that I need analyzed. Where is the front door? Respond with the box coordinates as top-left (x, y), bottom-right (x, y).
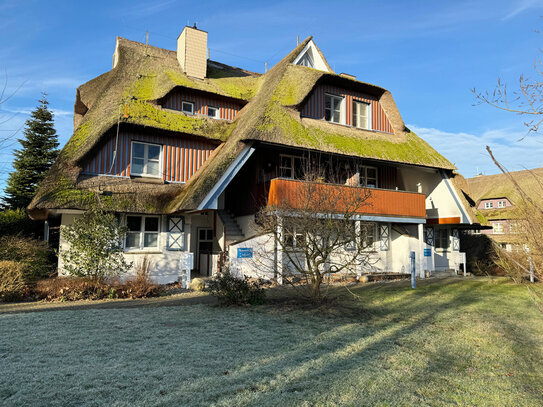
top-left (197, 228), bottom-right (214, 276)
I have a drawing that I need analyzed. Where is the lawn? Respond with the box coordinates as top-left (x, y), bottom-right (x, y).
top-left (1, 277), bottom-right (543, 406)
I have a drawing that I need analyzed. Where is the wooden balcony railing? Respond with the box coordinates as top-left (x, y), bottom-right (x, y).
top-left (267, 178), bottom-right (426, 219)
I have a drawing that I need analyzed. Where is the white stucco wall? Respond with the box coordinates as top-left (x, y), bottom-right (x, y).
top-left (58, 213), bottom-right (194, 285)
top-left (399, 167), bottom-right (466, 221)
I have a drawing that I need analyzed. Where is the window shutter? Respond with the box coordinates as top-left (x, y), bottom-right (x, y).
top-left (425, 227), bottom-right (434, 246)
top-left (167, 216), bottom-right (185, 251)
top-left (452, 229), bottom-right (460, 251)
top-left (379, 224), bottom-right (390, 251)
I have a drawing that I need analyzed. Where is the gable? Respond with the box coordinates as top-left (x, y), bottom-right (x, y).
top-left (292, 40), bottom-right (332, 72)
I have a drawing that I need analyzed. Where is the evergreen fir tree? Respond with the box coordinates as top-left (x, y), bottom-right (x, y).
top-left (3, 93), bottom-right (59, 209)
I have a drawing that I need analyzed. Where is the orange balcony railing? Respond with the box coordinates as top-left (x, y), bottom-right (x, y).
top-left (267, 178), bottom-right (426, 219)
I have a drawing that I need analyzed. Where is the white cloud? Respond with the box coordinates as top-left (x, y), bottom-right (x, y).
top-left (502, 0), bottom-right (543, 20)
top-left (408, 124), bottom-right (543, 177)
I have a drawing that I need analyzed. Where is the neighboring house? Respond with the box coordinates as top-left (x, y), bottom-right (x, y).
top-left (29, 26), bottom-right (478, 284)
top-left (466, 168), bottom-right (543, 252)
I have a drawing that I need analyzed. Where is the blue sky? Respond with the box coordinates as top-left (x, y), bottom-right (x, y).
top-left (1, 0), bottom-right (543, 192)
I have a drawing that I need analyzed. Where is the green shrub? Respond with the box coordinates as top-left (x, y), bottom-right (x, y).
top-left (0, 235), bottom-right (55, 283)
top-left (62, 208), bottom-right (131, 281)
top-left (0, 260), bottom-right (26, 301)
top-left (0, 209), bottom-right (40, 237)
top-left (207, 271), bottom-right (265, 306)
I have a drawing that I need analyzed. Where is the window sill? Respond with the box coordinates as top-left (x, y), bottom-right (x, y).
top-left (131, 176), bottom-right (164, 184)
top-left (124, 250), bottom-right (162, 254)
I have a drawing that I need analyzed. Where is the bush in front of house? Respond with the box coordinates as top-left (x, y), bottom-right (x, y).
top-left (207, 271), bottom-right (266, 306)
top-left (34, 276), bottom-right (162, 301)
top-left (62, 207), bottom-right (132, 281)
top-left (0, 261), bottom-right (27, 301)
top-left (0, 235), bottom-right (56, 283)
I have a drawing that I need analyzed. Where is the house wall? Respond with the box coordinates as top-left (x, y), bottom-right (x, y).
top-left (301, 84), bottom-right (394, 133)
top-left (477, 198), bottom-right (512, 210)
top-left (81, 129), bottom-right (218, 183)
top-left (162, 88), bottom-right (244, 121)
top-left (481, 219), bottom-right (513, 235)
top-left (58, 213), bottom-right (201, 285)
top-left (400, 167), bottom-right (466, 221)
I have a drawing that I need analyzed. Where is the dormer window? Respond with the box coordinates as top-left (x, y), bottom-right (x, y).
top-left (298, 51), bottom-right (314, 68)
top-left (182, 101), bottom-right (194, 114)
top-left (484, 202), bottom-right (493, 209)
top-left (353, 100), bottom-right (371, 130)
top-left (207, 106), bottom-right (219, 118)
top-left (498, 200), bottom-right (506, 208)
top-left (325, 94), bottom-right (343, 124)
top-left (131, 141), bottom-right (161, 178)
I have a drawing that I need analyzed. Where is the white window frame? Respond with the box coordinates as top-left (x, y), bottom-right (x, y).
top-left (353, 100), bottom-right (371, 130)
top-left (283, 225), bottom-right (305, 249)
top-left (298, 51), bottom-right (314, 68)
top-left (484, 202), bottom-right (493, 209)
top-left (207, 106), bottom-right (219, 119)
top-left (497, 200), bottom-right (506, 208)
top-left (492, 223), bottom-right (504, 234)
top-left (124, 215), bottom-right (161, 251)
top-left (358, 165), bottom-right (378, 188)
top-left (130, 141), bottom-right (162, 179)
top-left (324, 94), bottom-right (344, 125)
top-left (182, 101), bottom-right (195, 115)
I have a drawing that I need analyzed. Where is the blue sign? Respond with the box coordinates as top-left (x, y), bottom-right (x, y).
top-left (237, 248), bottom-right (253, 259)
top-left (424, 249), bottom-right (431, 257)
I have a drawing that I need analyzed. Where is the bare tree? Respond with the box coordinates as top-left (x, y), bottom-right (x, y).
top-left (255, 161), bottom-right (377, 300)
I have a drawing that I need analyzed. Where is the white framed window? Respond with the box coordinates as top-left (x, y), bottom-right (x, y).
top-left (435, 229), bottom-right (449, 249)
top-left (125, 215), bottom-right (160, 250)
top-left (361, 222), bottom-right (377, 250)
top-left (207, 106), bottom-right (219, 118)
top-left (279, 154), bottom-right (306, 179)
top-left (353, 100), bottom-right (371, 130)
top-left (359, 165), bottom-right (378, 188)
top-left (298, 51), bottom-right (314, 68)
top-left (325, 94), bottom-right (343, 124)
top-left (284, 225), bottom-right (304, 249)
top-left (484, 202), bottom-right (493, 209)
top-left (131, 141), bottom-right (161, 178)
top-left (492, 223), bottom-right (504, 234)
top-left (497, 200), bottom-right (506, 208)
top-left (182, 101), bottom-right (195, 114)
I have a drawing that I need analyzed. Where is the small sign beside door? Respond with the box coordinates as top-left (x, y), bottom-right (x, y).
top-left (424, 248), bottom-right (432, 257)
top-left (237, 248), bottom-right (253, 258)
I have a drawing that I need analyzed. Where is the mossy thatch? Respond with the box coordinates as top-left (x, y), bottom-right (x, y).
top-left (466, 168), bottom-right (543, 221)
top-left (30, 35), bottom-right (458, 217)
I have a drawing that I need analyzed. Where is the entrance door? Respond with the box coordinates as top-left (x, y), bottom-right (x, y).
top-left (197, 228), bottom-right (214, 276)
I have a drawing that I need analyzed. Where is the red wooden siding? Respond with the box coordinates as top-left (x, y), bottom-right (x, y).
top-left (82, 130), bottom-right (218, 183)
top-left (162, 89), bottom-right (242, 121)
top-left (301, 85), bottom-right (394, 133)
top-left (268, 178), bottom-right (426, 218)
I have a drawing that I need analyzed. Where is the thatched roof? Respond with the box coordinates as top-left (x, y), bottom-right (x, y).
top-left (465, 168), bottom-right (543, 221)
top-left (29, 35), bottom-right (457, 217)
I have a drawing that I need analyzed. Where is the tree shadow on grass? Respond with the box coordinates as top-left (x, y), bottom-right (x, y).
top-left (154, 279), bottom-right (509, 406)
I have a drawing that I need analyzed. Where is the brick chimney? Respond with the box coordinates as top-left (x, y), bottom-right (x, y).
top-left (177, 24), bottom-right (208, 79)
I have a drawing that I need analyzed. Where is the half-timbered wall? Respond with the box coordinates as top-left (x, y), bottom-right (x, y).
top-left (301, 84), bottom-right (394, 133)
top-left (162, 88), bottom-right (243, 121)
top-left (82, 130), bottom-right (218, 183)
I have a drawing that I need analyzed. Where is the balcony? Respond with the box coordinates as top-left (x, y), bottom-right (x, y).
top-left (267, 178), bottom-right (426, 219)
